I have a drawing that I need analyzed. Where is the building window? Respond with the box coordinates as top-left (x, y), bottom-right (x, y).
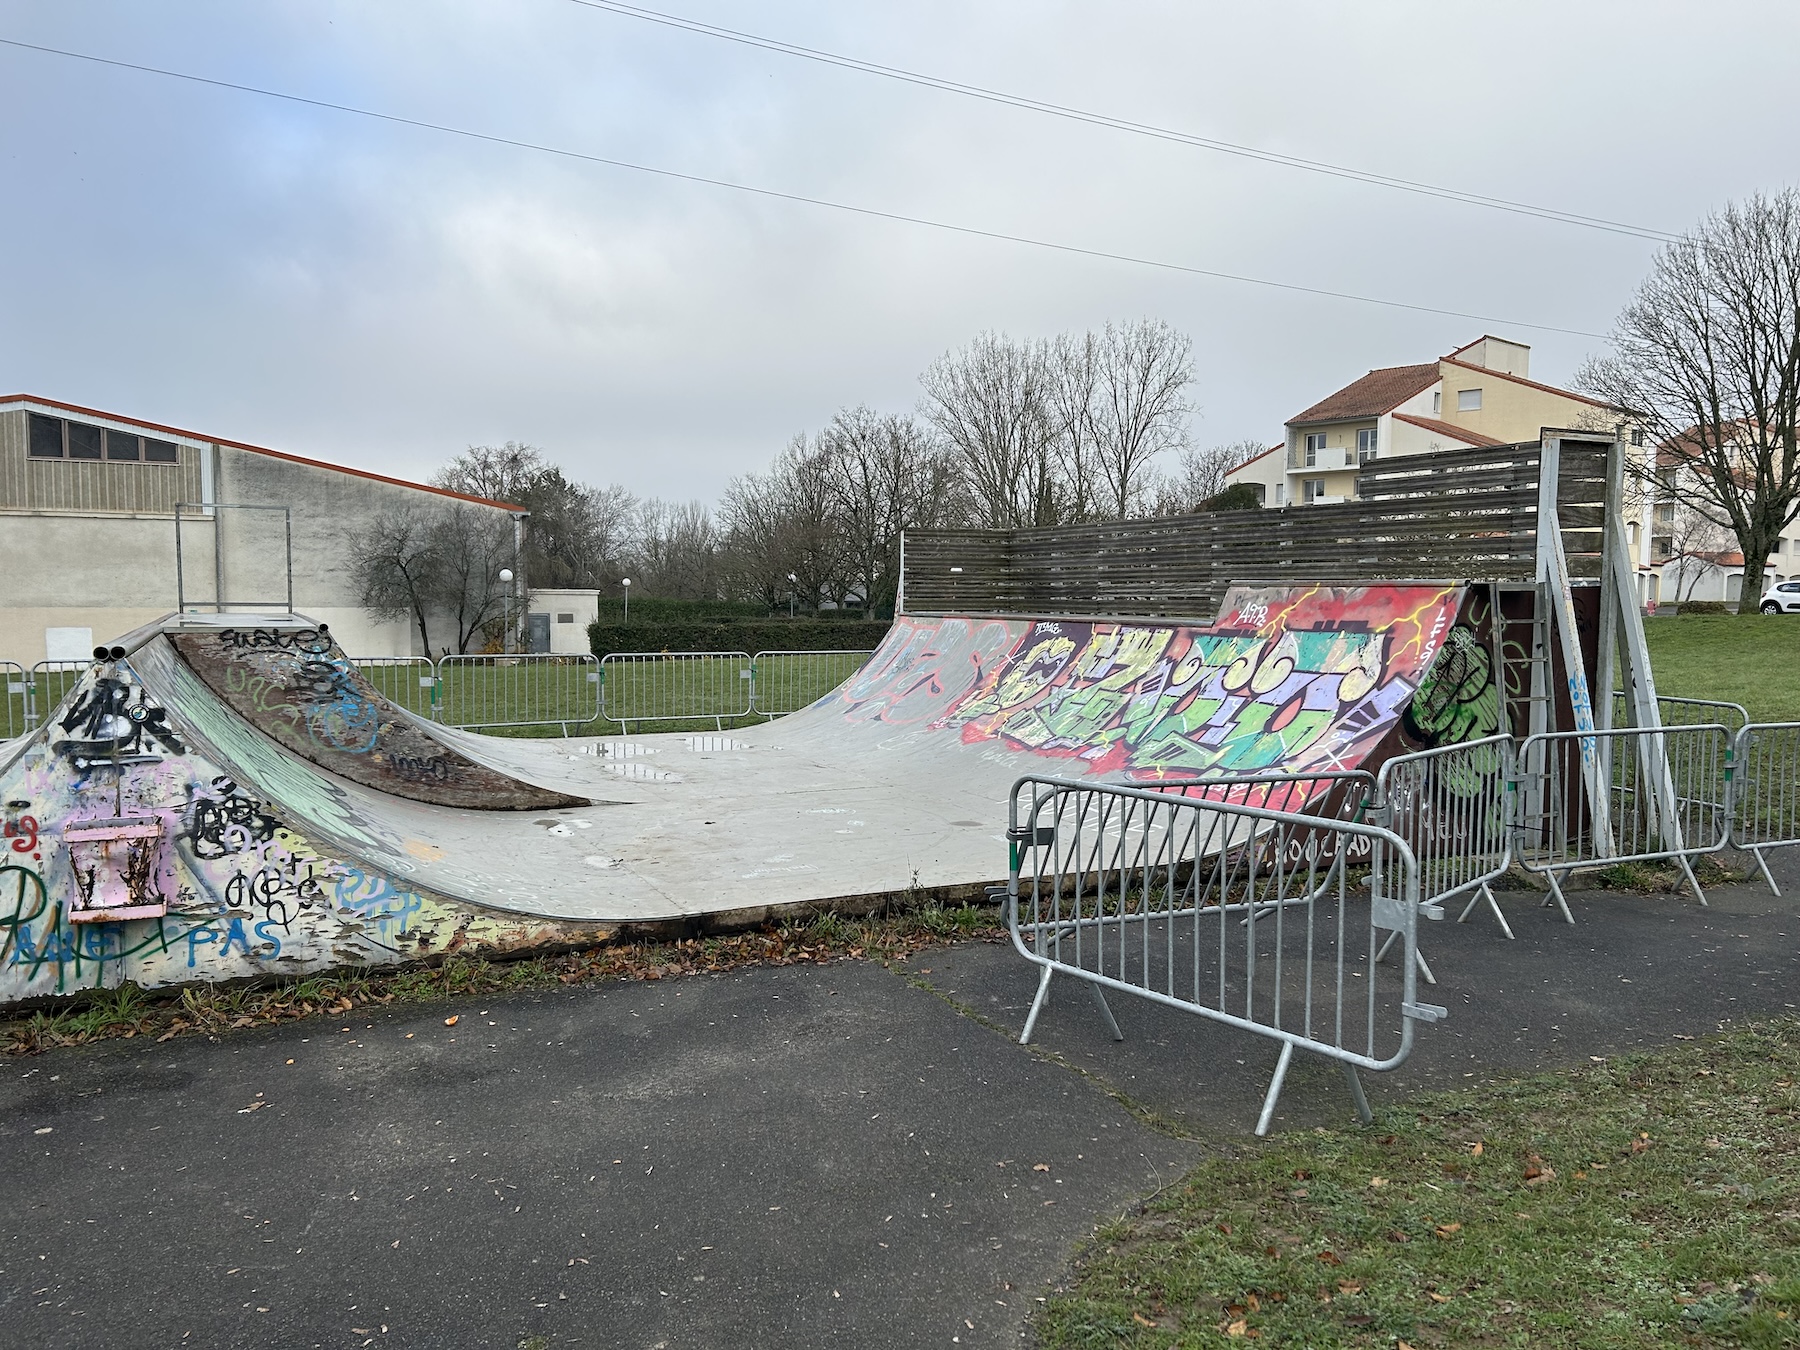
top-left (24, 413), bottom-right (180, 464)
top-left (67, 422), bottom-right (103, 459)
top-left (1303, 478), bottom-right (1327, 503)
top-left (1271, 483), bottom-right (1285, 506)
top-left (1303, 432), bottom-right (1326, 467)
top-left (1457, 388), bottom-right (1482, 412)
top-left (1630, 429), bottom-right (1645, 446)
top-left (556, 612), bottom-right (575, 624)
top-left (1432, 391), bottom-right (1441, 414)
top-left (1654, 537), bottom-right (1673, 560)
top-left (1356, 427), bottom-right (1378, 464)
top-left (28, 413), bottom-right (64, 457)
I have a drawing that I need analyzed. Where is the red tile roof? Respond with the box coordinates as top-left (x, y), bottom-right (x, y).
top-left (1390, 413), bottom-right (1506, 447)
top-left (1288, 363), bottom-right (1439, 426)
top-left (0, 394), bottom-right (524, 512)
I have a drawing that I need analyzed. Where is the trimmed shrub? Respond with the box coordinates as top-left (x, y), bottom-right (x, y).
top-left (596, 597), bottom-right (773, 623)
top-left (1680, 600), bottom-right (1738, 615)
top-left (589, 618), bottom-right (892, 658)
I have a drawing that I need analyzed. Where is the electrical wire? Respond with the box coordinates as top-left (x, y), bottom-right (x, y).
top-left (562, 0), bottom-right (1682, 244)
top-left (0, 35), bottom-right (1611, 338)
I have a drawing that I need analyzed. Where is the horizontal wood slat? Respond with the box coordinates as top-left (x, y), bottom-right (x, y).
top-left (902, 437), bottom-right (1618, 618)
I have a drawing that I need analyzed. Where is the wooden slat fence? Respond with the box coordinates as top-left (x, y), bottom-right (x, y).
top-left (901, 435), bottom-right (1611, 619)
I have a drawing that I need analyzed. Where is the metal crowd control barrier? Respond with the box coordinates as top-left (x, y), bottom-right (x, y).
top-left (1377, 736), bottom-right (1516, 938)
top-left (1613, 690), bottom-right (1749, 732)
top-left (599, 651), bottom-right (753, 732)
top-left (24, 661), bottom-right (93, 732)
top-left (1516, 725), bottom-right (1733, 915)
top-left (346, 655), bottom-right (440, 721)
top-left (747, 649), bottom-right (875, 718)
top-left (1732, 722), bottom-right (1800, 896)
top-left (0, 661), bottom-right (27, 742)
top-left (436, 654), bottom-right (602, 734)
top-left (1004, 775), bottom-right (1444, 1135)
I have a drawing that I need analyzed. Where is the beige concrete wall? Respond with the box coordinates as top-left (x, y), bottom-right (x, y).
top-left (530, 589), bottom-right (599, 655)
top-left (0, 419), bottom-right (517, 663)
top-left (1433, 361), bottom-right (1616, 443)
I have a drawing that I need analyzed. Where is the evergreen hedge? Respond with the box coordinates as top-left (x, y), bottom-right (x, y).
top-left (587, 618), bottom-right (892, 658)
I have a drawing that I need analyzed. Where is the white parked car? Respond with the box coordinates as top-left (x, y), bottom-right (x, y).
top-left (1761, 581), bottom-right (1800, 614)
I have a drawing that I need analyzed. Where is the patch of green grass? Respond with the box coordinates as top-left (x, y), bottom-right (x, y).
top-left (1645, 615), bottom-right (1800, 723)
top-left (1036, 1020), bottom-right (1800, 1349)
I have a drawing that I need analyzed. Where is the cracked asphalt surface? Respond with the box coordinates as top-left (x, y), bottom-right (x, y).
top-left (5, 850), bottom-right (1797, 1348)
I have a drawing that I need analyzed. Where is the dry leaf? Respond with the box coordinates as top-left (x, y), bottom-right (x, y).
top-left (1245, 1293), bottom-right (1260, 1312)
top-left (444, 1015), bottom-right (460, 1027)
top-left (1131, 1312), bottom-right (1157, 1327)
top-left (1369, 1177), bottom-right (1389, 1188)
top-left (1435, 1222), bottom-right (1462, 1238)
top-left (1470, 1141), bottom-right (1484, 1156)
top-left (1337, 1279), bottom-right (1364, 1294)
top-left (1428, 1292), bottom-right (1452, 1304)
top-left (1225, 1319), bottom-right (1248, 1337)
top-left (1316, 1250), bottom-right (1343, 1266)
top-left (1033, 1163), bottom-right (1051, 1173)
top-left (1399, 1341), bottom-right (1417, 1350)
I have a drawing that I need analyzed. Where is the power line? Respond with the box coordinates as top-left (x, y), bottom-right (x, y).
top-left (0, 36), bottom-right (1611, 339)
top-left (563, 0), bottom-right (1683, 244)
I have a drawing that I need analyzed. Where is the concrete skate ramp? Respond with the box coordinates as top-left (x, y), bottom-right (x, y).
top-left (167, 626), bottom-right (585, 810)
top-left (0, 583), bottom-right (1482, 1002)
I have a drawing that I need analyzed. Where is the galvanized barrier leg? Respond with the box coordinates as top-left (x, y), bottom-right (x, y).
top-left (1254, 1041), bottom-right (1295, 1137)
top-left (1457, 882), bottom-right (1515, 939)
top-left (1675, 854), bottom-right (1708, 906)
top-left (1750, 847), bottom-right (1782, 898)
top-left (1374, 931), bottom-right (1437, 985)
top-left (1543, 871), bottom-right (1576, 924)
top-left (1089, 982), bottom-right (1124, 1042)
top-left (1341, 1063), bottom-right (1374, 1126)
top-left (1019, 964), bottom-right (1054, 1045)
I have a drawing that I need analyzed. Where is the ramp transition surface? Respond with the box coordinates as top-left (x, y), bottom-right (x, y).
top-left (1, 583), bottom-right (1496, 1000)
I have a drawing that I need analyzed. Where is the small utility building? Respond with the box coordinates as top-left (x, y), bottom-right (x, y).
top-left (0, 395), bottom-right (522, 663)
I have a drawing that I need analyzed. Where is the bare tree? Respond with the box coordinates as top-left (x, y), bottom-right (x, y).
top-left (818, 406), bottom-right (955, 615)
top-left (431, 504), bottom-right (519, 653)
top-left (1150, 438), bottom-right (1268, 515)
top-left (1656, 495), bottom-right (1739, 602)
top-left (921, 331), bottom-right (1062, 528)
top-left (1046, 331), bottom-right (1105, 523)
top-left (1580, 189), bottom-right (1800, 615)
top-left (348, 506), bottom-right (442, 653)
top-left (346, 503), bottom-right (515, 653)
top-left (1090, 319), bottom-right (1195, 518)
top-left (437, 442), bottom-right (637, 589)
top-left (634, 498), bottom-right (720, 599)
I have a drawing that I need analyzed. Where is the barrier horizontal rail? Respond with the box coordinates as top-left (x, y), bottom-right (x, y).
top-left (1733, 722), bottom-right (1800, 897)
top-left (437, 653), bottom-right (602, 733)
top-left (1005, 774), bottom-right (1443, 1135)
top-left (1516, 724), bottom-right (1732, 915)
top-left (1613, 690), bottom-right (1749, 732)
top-left (1377, 736), bottom-right (1515, 938)
top-left (748, 649), bottom-right (875, 718)
top-left (345, 655), bottom-right (440, 721)
top-left (599, 651), bottom-right (753, 732)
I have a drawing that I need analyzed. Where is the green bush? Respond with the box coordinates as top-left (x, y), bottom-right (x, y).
top-left (595, 596), bottom-right (772, 623)
top-left (1680, 600), bottom-right (1738, 615)
top-left (589, 618), bottom-right (892, 658)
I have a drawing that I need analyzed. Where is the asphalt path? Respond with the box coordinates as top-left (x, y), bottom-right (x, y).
top-left (5, 850), bottom-right (1798, 1349)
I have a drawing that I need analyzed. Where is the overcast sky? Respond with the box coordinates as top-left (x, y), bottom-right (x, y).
top-left (3, 2), bottom-right (1796, 503)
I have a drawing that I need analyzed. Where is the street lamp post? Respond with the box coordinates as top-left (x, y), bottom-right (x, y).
top-left (787, 572), bottom-right (798, 620)
top-left (621, 577), bottom-right (631, 623)
top-left (499, 568), bottom-right (514, 654)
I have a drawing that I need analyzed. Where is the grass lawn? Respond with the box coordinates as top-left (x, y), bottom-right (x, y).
top-left (1036, 1021), bottom-right (1800, 1349)
top-left (1644, 615), bottom-right (1800, 723)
